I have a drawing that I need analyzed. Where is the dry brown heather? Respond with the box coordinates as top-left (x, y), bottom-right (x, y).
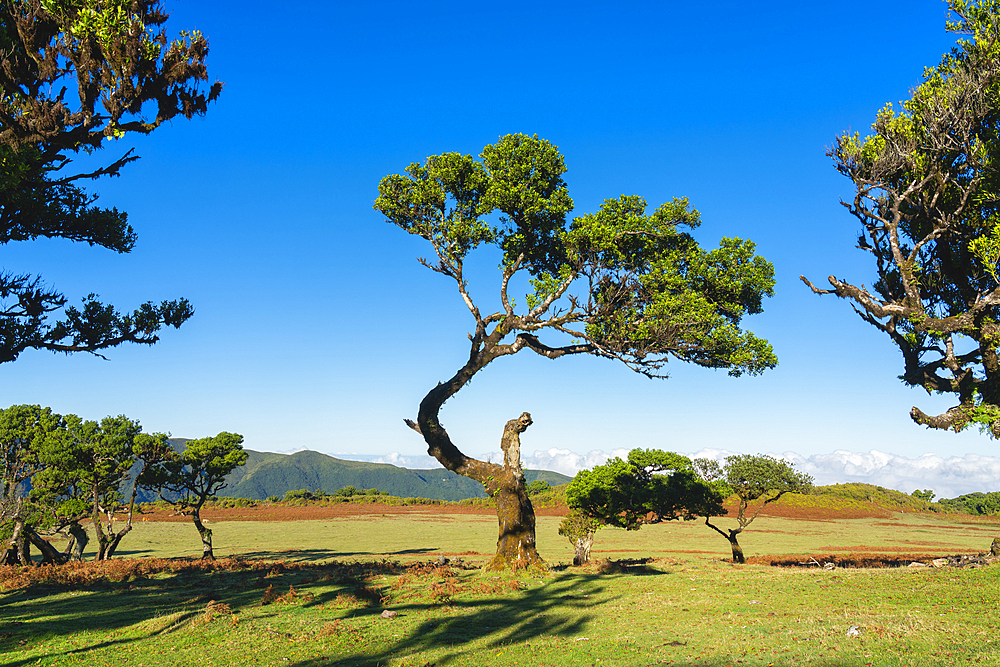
top-left (136, 492), bottom-right (940, 522)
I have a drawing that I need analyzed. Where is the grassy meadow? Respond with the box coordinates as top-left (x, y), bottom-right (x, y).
top-left (2, 508), bottom-right (1000, 667)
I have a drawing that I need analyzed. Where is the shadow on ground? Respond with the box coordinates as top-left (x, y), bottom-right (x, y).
top-left (290, 571), bottom-right (606, 667)
top-left (236, 547), bottom-right (439, 561)
top-left (0, 559), bottom-right (416, 665)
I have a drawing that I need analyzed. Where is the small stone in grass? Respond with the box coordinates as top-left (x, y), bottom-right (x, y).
top-left (380, 610), bottom-right (398, 619)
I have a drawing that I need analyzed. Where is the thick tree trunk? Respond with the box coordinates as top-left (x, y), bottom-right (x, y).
top-left (486, 413), bottom-right (542, 570)
top-left (26, 527), bottom-right (67, 564)
top-left (66, 523), bottom-right (88, 562)
top-left (728, 533), bottom-right (745, 564)
top-left (6, 518), bottom-right (28, 565)
top-left (488, 475), bottom-right (540, 568)
top-left (93, 511), bottom-right (132, 560)
top-left (192, 508), bottom-right (214, 560)
top-left (103, 526), bottom-right (130, 560)
top-left (573, 533), bottom-right (595, 566)
top-left (410, 408), bottom-right (544, 570)
top-left (706, 517), bottom-right (746, 564)
top-left (407, 331), bottom-right (561, 570)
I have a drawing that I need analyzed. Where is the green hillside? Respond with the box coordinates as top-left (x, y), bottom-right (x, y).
top-left (142, 441), bottom-right (570, 502)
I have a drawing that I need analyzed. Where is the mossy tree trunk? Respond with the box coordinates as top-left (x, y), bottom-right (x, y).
top-left (573, 533), bottom-right (595, 566)
top-left (408, 400), bottom-right (542, 570)
top-left (486, 414), bottom-right (541, 569)
top-left (66, 522), bottom-right (88, 562)
top-left (705, 517), bottom-right (746, 564)
top-left (7, 518), bottom-right (29, 565)
top-left (192, 505), bottom-right (214, 560)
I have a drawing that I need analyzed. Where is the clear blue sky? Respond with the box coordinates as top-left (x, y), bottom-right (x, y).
top-left (2, 0), bottom-right (996, 493)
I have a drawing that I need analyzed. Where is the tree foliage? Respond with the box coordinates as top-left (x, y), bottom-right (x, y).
top-left (376, 134), bottom-right (777, 380)
top-left (567, 449), bottom-right (725, 531)
top-left (375, 134), bottom-right (775, 569)
top-left (935, 490), bottom-right (1000, 514)
top-left (695, 454), bottom-right (812, 563)
top-left (0, 0), bottom-right (221, 363)
top-left (802, 0), bottom-right (1000, 437)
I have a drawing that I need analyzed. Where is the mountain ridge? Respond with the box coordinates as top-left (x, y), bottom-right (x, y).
top-left (155, 439), bottom-right (570, 502)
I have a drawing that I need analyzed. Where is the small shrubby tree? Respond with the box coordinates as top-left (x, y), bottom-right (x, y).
top-left (375, 134), bottom-right (776, 569)
top-left (143, 432), bottom-right (247, 560)
top-left (558, 508), bottom-right (603, 566)
top-left (565, 449), bottom-right (724, 564)
top-left (694, 455), bottom-right (812, 563)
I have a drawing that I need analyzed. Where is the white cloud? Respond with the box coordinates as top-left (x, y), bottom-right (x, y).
top-left (781, 450), bottom-right (1000, 499)
top-left (336, 452), bottom-right (443, 469)
top-left (271, 446), bottom-right (311, 455)
top-left (518, 447), bottom-right (631, 477)
top-left (335, 448), bottom-right (1000, 498)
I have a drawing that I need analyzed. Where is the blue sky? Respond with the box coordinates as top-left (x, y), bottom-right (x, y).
top-left (3, 0), bottom-right (998, 495)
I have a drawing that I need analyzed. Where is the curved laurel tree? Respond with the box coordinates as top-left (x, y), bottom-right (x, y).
top-left (375, 134), bottom-right (776, 569)
top-left (0, 0), bottom-right (222, 362)
top-left (803, 1), bottom-right (1000, 437)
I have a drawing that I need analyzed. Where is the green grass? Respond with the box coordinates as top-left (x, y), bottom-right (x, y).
top-left (53, 510), bottom-right (1000, 563)
top-left (3, 511), bottom-right (1000, 666)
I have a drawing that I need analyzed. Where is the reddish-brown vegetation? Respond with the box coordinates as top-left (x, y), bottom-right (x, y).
top-left (751, 553), bottom-right (997, 568)
top-left (129, 491), bottom-right (912, 524)
top-left (134, 501), bottom-right (569, 523)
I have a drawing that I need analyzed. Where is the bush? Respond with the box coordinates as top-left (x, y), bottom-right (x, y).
top-left (211, 497), bottom-right (257, 509)
top-left (527, 480), bottom-right (550, 496)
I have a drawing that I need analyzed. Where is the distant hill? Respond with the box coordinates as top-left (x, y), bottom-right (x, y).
top-left (136, 440), bottom-right (571, 502)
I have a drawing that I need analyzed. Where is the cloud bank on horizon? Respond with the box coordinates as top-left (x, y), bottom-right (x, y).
top-left (337, 448), bottom-right (1000, 499)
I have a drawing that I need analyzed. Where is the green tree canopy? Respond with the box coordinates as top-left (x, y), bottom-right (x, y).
top-left (567, 449), bottom-right (725, 531)
top-left (802, 0), bottom-right (1000, 437)
top-left (0, 0), bottom-right (221, 363)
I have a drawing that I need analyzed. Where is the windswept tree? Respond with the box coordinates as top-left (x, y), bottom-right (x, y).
top-left (0, 404), bottom-right (62, 564)
top-left (0, 0), bottom-right (222, 363)
top-left (375, 134), bottom-right (776, 569)
top-left (802, 1), bottom-right (1000, 436)
top-left (143, 432), bottom-right (246, 560)
top-left (565, 449), bottom-right (724, 564)
top-left (694, 455), bottom-right (812, 563)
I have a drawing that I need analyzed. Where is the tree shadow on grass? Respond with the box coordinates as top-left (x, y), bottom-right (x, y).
top-left (291, 571), bottom-right (607, 667)
top-left (2, 559), bottom-right (675, 667)
top-left (236, 547), bottom-right (439, 561)
top-left (0, 559), bottom-right (415, 666)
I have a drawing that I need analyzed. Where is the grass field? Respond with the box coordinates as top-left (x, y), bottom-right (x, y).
top-left (3, 507), bottom-right (1000, 667)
